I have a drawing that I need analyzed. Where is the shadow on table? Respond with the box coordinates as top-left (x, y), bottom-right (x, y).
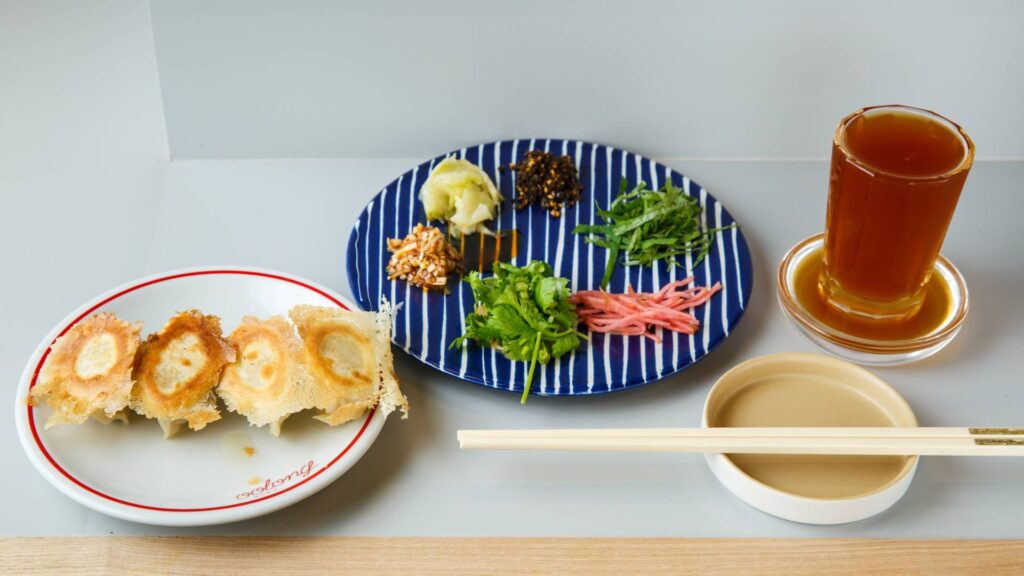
top-left (898, 260), bottom-right (1022, 372)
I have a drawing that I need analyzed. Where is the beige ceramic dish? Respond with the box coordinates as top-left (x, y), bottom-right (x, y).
top-left (703, 352), bottom-right (918, 524)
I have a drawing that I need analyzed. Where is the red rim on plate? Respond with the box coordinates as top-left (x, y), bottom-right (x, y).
top-left (25, 269), bottom-right (376, 513)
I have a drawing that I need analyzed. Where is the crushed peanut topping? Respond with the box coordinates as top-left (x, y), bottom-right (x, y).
top-left (386, 224), bottom-right (465, 292)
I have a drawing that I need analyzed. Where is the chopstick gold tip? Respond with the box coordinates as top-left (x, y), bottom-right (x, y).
top-left (974, 439), bottom-right (1024, 446)
top-left (969, 427), bottom-right (1024, 435)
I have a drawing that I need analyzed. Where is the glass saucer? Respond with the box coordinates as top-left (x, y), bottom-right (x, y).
top-left (776, 234), bottom-right (968, 366)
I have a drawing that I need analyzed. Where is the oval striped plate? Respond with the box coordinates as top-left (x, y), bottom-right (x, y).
top-left (346, 139), bottom-right (752, 396)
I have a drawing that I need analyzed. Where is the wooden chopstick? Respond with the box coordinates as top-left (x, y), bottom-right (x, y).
top-left (457, 428), bottom-right (1024, 457)
top-left (460, 427), bottom-right (1024, 439)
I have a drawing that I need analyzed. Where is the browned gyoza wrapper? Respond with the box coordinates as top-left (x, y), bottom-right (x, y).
top-left (30, 312), bottom-right (142, 428)
top-left (217, 315), bottom-right (315, 436)
top-left (289, 300), bottom-right (407, 426)
top-left (131, 310), bottom-right (235, 437)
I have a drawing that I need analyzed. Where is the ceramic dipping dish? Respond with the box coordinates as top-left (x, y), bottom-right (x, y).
top-left (703, 352), bottom-right (918, 524)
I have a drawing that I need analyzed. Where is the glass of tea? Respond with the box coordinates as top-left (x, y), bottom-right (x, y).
top-left (820, 105), bottom-right (974, 321)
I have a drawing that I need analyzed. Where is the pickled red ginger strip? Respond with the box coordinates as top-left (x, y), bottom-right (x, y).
top-left (569, 278), bottom-right (721, 342)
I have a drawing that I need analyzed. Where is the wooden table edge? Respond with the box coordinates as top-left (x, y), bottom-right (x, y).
top-left (2, 537), bottom-right (1023, 575)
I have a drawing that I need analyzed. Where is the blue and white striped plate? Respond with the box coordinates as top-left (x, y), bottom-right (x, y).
top-left (346, 139), bottom-right (752, 396)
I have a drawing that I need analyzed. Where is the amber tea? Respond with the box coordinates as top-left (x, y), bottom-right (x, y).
top-left (821, 105), bottom-right (974, 320)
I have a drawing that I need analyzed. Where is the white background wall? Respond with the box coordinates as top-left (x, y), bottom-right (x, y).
top-left (0, 0), bottom-right (168, 293)
top-left (149, 0), bottom-right (1024, 160)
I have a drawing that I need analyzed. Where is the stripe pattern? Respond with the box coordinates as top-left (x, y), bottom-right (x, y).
top-left (346, 140), bottom-right (753, 396)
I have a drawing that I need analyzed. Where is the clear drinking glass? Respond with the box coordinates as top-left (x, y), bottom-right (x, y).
top-left (821, 105), bottom-right (974, 320)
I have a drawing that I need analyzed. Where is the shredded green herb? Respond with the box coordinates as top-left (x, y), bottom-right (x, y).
top-left (450, 261), bottom-right (584, 403)
top-left (574, 178), bottom-right (736, 289)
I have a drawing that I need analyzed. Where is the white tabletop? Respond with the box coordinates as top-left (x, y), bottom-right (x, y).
top-left (3, 156), bottom-right (1023, 537)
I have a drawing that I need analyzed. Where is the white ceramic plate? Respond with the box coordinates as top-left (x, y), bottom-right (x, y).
top-left (14, 267), bottom-right (387, 526)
